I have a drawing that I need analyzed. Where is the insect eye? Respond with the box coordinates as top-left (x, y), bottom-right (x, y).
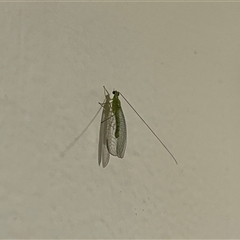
top-left (112, 91), bottom-right (119, 96)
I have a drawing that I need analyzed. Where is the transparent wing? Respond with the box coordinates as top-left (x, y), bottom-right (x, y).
top-left (116, 106), bottom-right (127, 158)
top-left (98, 95), bottom-right (111, 168)
top-left (106, 114), bottom-right (118, 156)
top-left (107, 106), bottom-right (127, 158)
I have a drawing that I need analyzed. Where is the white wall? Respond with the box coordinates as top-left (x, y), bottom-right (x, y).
top-left (0, 2), bottom-right (239, 238)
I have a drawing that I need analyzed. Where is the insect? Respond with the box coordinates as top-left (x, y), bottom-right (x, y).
top-left (98, 87), bottom-right (127, 168)
top-left (107, 89), bottom-right (127, 158)
top-left (98, 87), bottom-right (178, 168)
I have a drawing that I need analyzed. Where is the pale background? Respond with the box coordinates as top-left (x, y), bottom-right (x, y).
top-left (0, 2), bottom-right (239, 239)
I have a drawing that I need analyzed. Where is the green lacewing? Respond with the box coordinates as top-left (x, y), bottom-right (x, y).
top-left (98, 87), bottom-right (127, 167)
top-left (98, 87), bottom-right (177, 168)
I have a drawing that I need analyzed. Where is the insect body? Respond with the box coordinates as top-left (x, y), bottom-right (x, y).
top-left (98, 86), bottom-right (177, 168)
top-left (98, 88), bottom-right (127, 168)
top-left (107, 90), bottom-right (127, 158)
top-left (112, 91), bottom-right (121, 138)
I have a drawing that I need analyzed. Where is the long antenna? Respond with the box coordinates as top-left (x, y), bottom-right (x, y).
top-left (120, 92), bottom-right (178, 164)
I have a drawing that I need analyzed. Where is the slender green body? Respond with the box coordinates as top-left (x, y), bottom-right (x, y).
top-left (105, 89), bottom-right (127, 159)
top-left (112, 91), bottom-right (121, 138)
top-left (98, 87), bottom-right (127, 167)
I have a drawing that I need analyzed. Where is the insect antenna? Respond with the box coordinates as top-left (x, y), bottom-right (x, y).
top-left (119, 92), bottom-right (178, 164)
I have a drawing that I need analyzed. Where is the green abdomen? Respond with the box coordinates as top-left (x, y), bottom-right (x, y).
top-left (115, 113), bottom-right (120, 138)
top-left (112, 91), bottom-right (121, 139)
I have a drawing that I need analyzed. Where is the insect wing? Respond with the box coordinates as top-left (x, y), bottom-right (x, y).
top-left (107, 106), bottom-right (127, 158)
top-left (106, 113), bottom-right (118, 156)
top-left (98, 95), bottom-right (111, 168)
top-left (116, 106), bottom-right (127, 158)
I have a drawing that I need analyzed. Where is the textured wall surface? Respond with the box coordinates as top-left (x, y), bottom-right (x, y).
top-left (0, 2), bottom-right (239, 238)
